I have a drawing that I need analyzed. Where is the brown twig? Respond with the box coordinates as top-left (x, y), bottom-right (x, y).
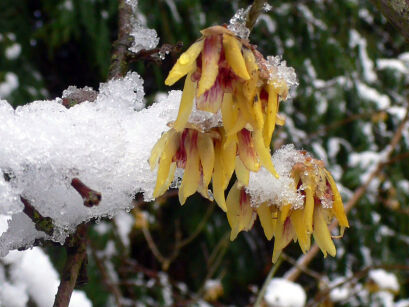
top-left (53, 224), bottom-right (88, 307)
top-left (127, 42), bottom-right (183, 64)
top-left (108, 0), bottom-right (134, 79)
top-left (308, 264), bottom-right (409, 307)
top-left (371, 0), bottom-right (409, 42)
top-left (71, 178), bottom-right (101, 207)
top-left (246, 0), bottom-right (268, 31)
top-left (141, 203), bottom-right (215, 271)
top-left (90, 242), bottom-right (123, 306)
top-left (284, 106), bottom-right (409, 282)
top-left (21, 196), bottom-right (54, 236)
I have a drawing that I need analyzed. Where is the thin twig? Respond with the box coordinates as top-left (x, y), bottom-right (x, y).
top-left (53, 224), bottom-right (88, 307)
top-left (20, 196), bottom-right (54, 236)
top-left (108, 0), bottom-right (133, 79)
top-left (281, 252), bottom-right (322, 281)
top-left (284, 106), bottom-right (409, 282)
top-left (308, 264), bottom-right (409, 307)
top-left (246, 0), bottom-right (268, 31)
top-left (254, 257), bottom-right (283, 307)
top-left (71, 178), bottom-right (101, 207)
top-left (90, 242), bottom-right (123, 306)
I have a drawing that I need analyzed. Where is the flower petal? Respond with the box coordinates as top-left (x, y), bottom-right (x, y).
top-left (313, 206), bottom-right (336, 257)
top-left (272, 216), bottom-right (295, 263)
top-left (196, 76), bottom-right (223, 113)
top-left (304, 185), bottom-right (314, 234)
top-left (212, 141), bottom-right (227, 212)
top-left (257, 202), bottom-right (276, 240)
top-left (324, 170), bottom-right (349, 229)
top-left (223, 34), bottom-right (250, 80)
top-left (290, 208), bottom-right (311, 253)
top-left (165, 39), bottom-right (204, 86)
top-left (153, 130), bottom-right (179, 197)
top-left (235, 155), bottom-right (249, 187)
top-left (197, 35), bottom-right (222, 97)
top-left (253, 130), bottom-right (279, 178)
top-left (237, 129), bottom-right (260, 172)
top-left (179, 131), bottom-right (201, 205)
top-left (221, 135), bottom-right (237, 187)
top-left (242, 48), bottom-right (259, 101)
top-left (149, 131), bottom-right (169, 170)
top-left (227, 183), bottom-right (254, 241)
top-left (221, 93), bottom-right (237, 131)
top-left (155, 162), bottom-right (177, 197)
top-left (173, 72), bottom-right (196, 132)
top-left (263, 85), bottom-right (278, 147)
top-left (197, 133), bottom-right (215, 189)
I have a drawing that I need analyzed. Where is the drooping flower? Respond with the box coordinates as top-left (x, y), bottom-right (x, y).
top-left (149, 124), bottom-right (220, 206)
top-left (164, 26), bottom-right (290, 177)
top-left (225, 153), bottom-right (349, 262)
top-left (150, 121), bottom-right (280, 210)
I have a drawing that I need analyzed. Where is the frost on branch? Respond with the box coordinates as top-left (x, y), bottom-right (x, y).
top-left (126, 0), bottom-right (159, 54)
top-left (0, 72), bottom-right (183, 256)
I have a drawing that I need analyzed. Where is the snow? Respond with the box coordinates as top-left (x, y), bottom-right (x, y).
top-left (246, 145), bottom-right (305, 209)
top-left (204, 279), bottom-right (222, 290)
top-left (0, 247), bottom-right (92, 307)
top-left (0, 72), bottom-right (182, 255)
top-left (127, 1), bottom-right (159, 54)
top-left (266, 56), bottom-right (299, 99)
top-left (0, 215), bottom-right (10, 236)
top-left (356, 81), bottom-right (391, 109)
top-left (330, 283), bottom-right (350, 302)
top-left (228, 7), bottom-right (251, 39)
top-left (5, 43), bottom-right (21, 60)
top-left (350, 29), bottom-right (377, 83)
top-left (369, 269), bottom-right (399, 292)
top-left (0, 73), bottom-right (19, 98)
top-left (264, 278), bottom-right (306, 307)
top-left (377, 59), bottom-right (408, 74)
top-left (258, 14), bottom-right (277, 33)
top-left (114, 211), bottom-right (134, 248)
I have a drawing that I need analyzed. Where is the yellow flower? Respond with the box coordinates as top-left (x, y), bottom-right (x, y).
top-left (149, 125), bottom-right (220, 207)
top-left (150, 125), bottom-right (277, 211)
top-left (164, 25), bottom-right (286, 152)
top-left (225, 154), bottom-right (349, 263)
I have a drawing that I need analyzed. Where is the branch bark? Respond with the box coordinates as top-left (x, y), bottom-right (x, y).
top-left (246, 0), bottom-right (268, 31)
top-left (53, 224), bottom-right (88, 307)
top-left (371, 0), bottom-right (409, 41)
top-left (108, 0), bottom-right (134, 79)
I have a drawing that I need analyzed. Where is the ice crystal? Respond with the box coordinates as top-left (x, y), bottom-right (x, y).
top-left (266, 55), bottom-right (299, 99)
top-left (228, 8), bottom-right (251, 39)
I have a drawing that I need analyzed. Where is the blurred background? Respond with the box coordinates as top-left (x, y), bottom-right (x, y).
top-left (0, 0), bottom-right (409, 306)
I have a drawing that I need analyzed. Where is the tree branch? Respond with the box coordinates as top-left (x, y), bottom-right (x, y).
top-left (371, 0), bottom-right (409, 42)
top-left (246, 0), bottom-right (268, 31)
top-left (53, 224), bottom-right (88, 307)
top-left (108, 0), bottom-right (134, 79)
top-left (21, 196), bottom-right (54, 236)
top-left (71, 178), bottom-right (101, 208)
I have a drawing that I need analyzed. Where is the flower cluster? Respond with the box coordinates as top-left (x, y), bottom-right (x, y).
top-left (150, 25), bottom-right (348, 260)
top-left (226, 153), bottom-right (349, 262)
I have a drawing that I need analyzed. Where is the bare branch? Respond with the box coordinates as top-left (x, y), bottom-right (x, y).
top-left (53, 224), bottom-right (88, 307)
top-left (246, 0), bottom-right (268, 31)
top-left (71, 178), bottom-right (101, 208)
